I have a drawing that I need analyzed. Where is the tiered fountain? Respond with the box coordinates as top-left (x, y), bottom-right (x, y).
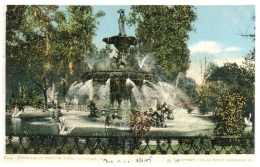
top-left (80, 9), bottom-right (157, 119)
top-left (63, 9), bottom-right (215, 136)
top-left (6, 9), bottom-right (217, 137)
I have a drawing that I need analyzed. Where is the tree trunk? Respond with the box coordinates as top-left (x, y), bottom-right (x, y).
top-left (43, 89), bottom-right (48, 111)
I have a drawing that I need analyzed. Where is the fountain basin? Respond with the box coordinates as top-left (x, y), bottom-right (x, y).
top-left (6, 108), bottom-right (218, 137)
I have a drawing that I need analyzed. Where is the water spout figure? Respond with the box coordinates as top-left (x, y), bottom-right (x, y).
top-left (12, 110), bottom-right (22, 118)
top-left (162, 102), bottom-right (174, 120)
top-left (244, 113), bottom-right (252, 126)
top-left (58, 123), bottom-right (75, 136)
top-left (58, 117), bottom-right (75, 135)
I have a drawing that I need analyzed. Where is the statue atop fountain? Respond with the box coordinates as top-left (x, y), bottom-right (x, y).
top-left (103, 9), bottom-right (138, 69)
top-left (118, 9), bottom-right (126, 37)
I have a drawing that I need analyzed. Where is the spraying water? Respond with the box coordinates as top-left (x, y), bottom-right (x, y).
top-left (138, 56), bottom-right (148, 69)
top-left (66, 79), bottom-right (94, 103)
top-left (97, 78), bottom-right (111, 109)
top-left (67, 82), bottom-right (83, 97)
top-left (128, 79), bottom-right (190, 111)
top-left (175, 72), bottom-right (186, 87)
top-left (77, 79), bottom-right (94, 100)
top-left (141, 84), bottom-right (158, 109)
top-left (137, 55), bottom-right (155, 72)
top-left (66, 76), bottom-right (190, 112)
top-left (126, 78), bottom-right (143, 105)
top-left (99, 78), bottom-right (111, 100)
top-left (86, 57), bottom-right (98, 70)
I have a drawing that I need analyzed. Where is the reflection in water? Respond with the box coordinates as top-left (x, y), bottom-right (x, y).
top-left (11, 118), bottom-right (21, 132)
top-left (6, 115), bottom-right (59, 135)
top-left (244, 126), bottom-right (253, 133)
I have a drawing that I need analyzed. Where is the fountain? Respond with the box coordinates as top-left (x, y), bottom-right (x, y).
top-left (80, 9), bottom-right (158, 119)
top-left (74, 9), bottom-right (199, 131)
top-left (6, 9), bottom-right (217, 137)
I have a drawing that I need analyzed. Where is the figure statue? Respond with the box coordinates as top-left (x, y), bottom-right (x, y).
top-left (161, 102), bottom-right (174, 120)
top-left (149, 102), bottom-right (174, 128)
top-left (49, 103), bottom-right (63, 123)
top-left (244, 113), bottom-right (253, 126)
top-left (117, 9), bottom-right (126, 37)
top-left (102, 9), bottom-right (138, 69)
top-left (113, 52), bottom-right (126, 69)
top-left (87, 100), bottom-right (98, 117)
top-left (105, 115), bottom-right (113, 127)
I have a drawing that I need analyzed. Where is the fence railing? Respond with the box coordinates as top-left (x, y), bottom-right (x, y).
top-left (6, 134), bottom-right (254, 154)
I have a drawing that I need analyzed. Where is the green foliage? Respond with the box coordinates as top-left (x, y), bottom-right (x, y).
top-left (14, 98), bottom-right (26, 110)
top-left (206, 63), bottom-right (254, 117)
top-left (213, 92), bottom-right (246, 136)
top-left (27, 91), bottom-right (43, 106)
top-left (11, 90), bottom-right (44, 110)
top-left (195, 61), bottom-right (255, 136)
top-left (207, 63), bottom-right (252, 89)
top-left (127, 5), bottom-right (197, 78)
top-left (176, 73), bottom-right (197, 105)
top-left (196, 59), bottom-right (255, 118)
top-left (6, 5), bottom-right (104, 107)
top-left (195, 82), bottom-right (229, 115)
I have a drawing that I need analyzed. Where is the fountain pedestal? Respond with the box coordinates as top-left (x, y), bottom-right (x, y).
top-left (81, 9), bottom-right (156, 118)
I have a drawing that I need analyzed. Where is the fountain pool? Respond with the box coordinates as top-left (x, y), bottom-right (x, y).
top-left (6, 108), bottom-right (216, 137)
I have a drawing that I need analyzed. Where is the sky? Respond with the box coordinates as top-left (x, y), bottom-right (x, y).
top-left (187, 6), bottom-right (254, 84)
top-left (0, 3), bottom-right (255, 86)
top-left (92, 5), bottom-right (255, 85)
top-left (0, 1), bottom-right (256, 87)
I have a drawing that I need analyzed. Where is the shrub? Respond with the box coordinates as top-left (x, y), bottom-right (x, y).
top-left (213, 92), bottom-right (245, 136)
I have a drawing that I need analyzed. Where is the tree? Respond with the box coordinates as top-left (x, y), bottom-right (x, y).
top-left (23, 6), bottom-right (62, 110)
top-left (127, 5), bottom-right (197, 79)
top-left (206, 63), bottom-right (254, 116)
top-left (6, 5), bottom-right (104, 110)
top-left (6, 6), bottom-right (30, 100)
top-left (194, 13), bottom-right (255, 133)
top-left (195, 81), bottom-right (229, 115)
top-left (239, 14), bottom-right (255, 61)
top-left (54, 6), bottom-right (105, 99)
top-left (94, 45), bottom-right (114, 70)
top-left (239, 15), bottom-right (255, 125)
top-left (176, 74), bottom-right (197, 99)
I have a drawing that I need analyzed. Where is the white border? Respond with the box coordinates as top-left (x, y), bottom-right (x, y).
top-left (0, 0), bottom-right (258, 166)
